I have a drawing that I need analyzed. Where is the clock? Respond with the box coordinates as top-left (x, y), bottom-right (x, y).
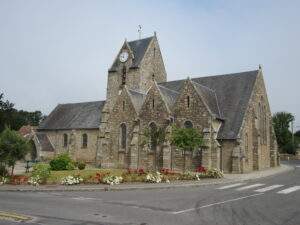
top-left (119, 51), bottom-right (129, 63)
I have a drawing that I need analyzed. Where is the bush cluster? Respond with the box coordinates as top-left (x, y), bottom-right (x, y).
top-left (0, 164), bottom-right (8, 177)
top-left (31, 163), bottom-right (51, 184)
top-left (49, 154), bottom-right (74, 171)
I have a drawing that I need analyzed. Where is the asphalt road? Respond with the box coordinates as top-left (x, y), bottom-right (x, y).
top-left (0, 161), bottom-right (299, 225)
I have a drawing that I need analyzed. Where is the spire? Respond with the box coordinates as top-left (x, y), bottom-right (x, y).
top-left (258, 64), bottom-right (262, 70)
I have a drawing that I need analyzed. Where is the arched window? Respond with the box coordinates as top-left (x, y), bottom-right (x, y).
top-left (120, 123), bottom-right (127, 149)
top-left (149, 122), bottom-right (157, 151)
top-left (122, 101), bottom-right (125, 111)
top-left (82, 133), bottom-right (88, 148)
top-left (184, 120), bottom-right (193, 129)
top-left (63, 134), bottom-right (68, 147)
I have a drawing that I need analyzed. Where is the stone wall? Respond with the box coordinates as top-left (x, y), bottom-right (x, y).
top-left (237, 70), bottom-right (278, 173)
top-left (45, 129), bottom-right (99, 163)
top-left (172, 79), bottom-right (215, 171)
top-left (105, 87), bottom-right (138, 168)
top-left (138, 82), bottom-right (171, 171)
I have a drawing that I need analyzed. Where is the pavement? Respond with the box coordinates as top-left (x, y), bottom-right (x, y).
top-left (0, 161), bottom-right (299, 225)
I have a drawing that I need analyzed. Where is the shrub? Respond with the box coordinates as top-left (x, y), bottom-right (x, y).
top-left (31, 163), bottom-right (51, 183)
top-left (66, 162), bottom-right (75, 170)
top-left (0, 164), bottom-right (8, 177)
top-left (50, 154), bottom-right (74, 171)
top-left (77, 162), bottom-right (86, 170)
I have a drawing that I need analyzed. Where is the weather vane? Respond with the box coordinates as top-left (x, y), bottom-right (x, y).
top-left (138, 25), bottom-right (142, 39)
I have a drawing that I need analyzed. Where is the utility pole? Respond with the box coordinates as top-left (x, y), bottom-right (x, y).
top-left (291, 120), bottom-right (294, 147)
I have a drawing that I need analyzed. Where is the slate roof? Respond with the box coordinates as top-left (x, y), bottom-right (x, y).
top-left (191, 81), bottom-right (222, 119)
top-left (159, 70), bottom-right (259, 139)
top-left (128, 89), bottom-right (147, 112)
top-left (38, 101), bottom-right (105, 130)
top-left (157, 85), bottom-right (179, 109)
top-left (35, 132), bottom-right (54, 152)
top-left (109, 36), bottom-right (154, 72)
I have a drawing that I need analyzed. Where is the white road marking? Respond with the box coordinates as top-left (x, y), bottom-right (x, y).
top-left (217, 183), bottom-right (246, 190)
top-left (72, 197), bottom-right (98, 201)
top-left (254, 185), bottom-right (284, 193)
top-left (236, 183), bottom-right (265, 191)
top-left (171, 193), bottom-right (263, 214)
top-left (277, 186), bottom-right (300, 194)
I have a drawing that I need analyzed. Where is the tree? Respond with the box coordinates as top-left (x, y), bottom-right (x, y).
top-left (0, 93), bottom-right (45, 132)
top-left (171, 125), bottom-right (204, 151)
top-left (171, 125), bottom-right (205, 170)
top-left (0, 127), bottom-right (30, 175)
top-left (272, 111), bottom-right (296, 153)
top-left (0, 93), bottom-right (15, 132)
top-left (295, 130), bottom-right (300, 138)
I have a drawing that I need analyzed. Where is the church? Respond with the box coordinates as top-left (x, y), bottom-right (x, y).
top-left (36, 33), bottom-right (279, 173)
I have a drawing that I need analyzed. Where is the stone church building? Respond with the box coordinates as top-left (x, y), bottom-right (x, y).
top-left (37, 34), bottom-right (279, 173)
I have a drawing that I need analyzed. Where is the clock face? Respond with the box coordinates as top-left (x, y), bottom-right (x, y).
top-left (119, 51), bottom-right (129, 63)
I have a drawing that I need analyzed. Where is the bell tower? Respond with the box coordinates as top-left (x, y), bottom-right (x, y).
top-left (106, 33), bottom-right (167, 111)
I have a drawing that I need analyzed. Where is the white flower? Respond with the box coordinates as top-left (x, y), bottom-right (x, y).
top-left (28, 175), bottom-right (41, 186)
top-left (61, 175), bottom-right (83, 185)
top-left (103, 175), bottom-right (123, 185)
top-left (145, 172), bottom-right (163, 183)
top-left (0, 177), bottom-right (8, 185)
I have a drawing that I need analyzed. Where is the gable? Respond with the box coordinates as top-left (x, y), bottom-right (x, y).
top-left (159, 70), bottom-right (259, 139)
top-left (109, 36), bottom-right (154, 72)
top-left (111, 87), bottom-right (138, 118)
top-left (173, 80), bottom-right (210, 118)
top-left (139, 83), bottom-right (170, 120)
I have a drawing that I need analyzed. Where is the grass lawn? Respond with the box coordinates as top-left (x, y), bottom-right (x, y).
top-left (46, 169), bottom-right (125, 184)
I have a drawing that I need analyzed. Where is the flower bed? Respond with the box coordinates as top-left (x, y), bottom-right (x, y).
top-left (1, 165), bottom-right (223, 186)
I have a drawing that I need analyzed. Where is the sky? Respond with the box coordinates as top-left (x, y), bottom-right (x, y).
top-left (0, 0), bottom-right (300, 128)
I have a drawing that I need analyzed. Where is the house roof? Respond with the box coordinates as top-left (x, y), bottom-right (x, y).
top-left (109, 36), bottom-right (154, 72)
top-left (35, 132), bottom-right (54, 152)
top-left (38, 101), bottom-right (105, 130)
top-left (159, 70), bottom-right (259, 139)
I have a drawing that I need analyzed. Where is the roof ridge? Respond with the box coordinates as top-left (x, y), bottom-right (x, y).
top-left (58, 100), bottom-right (105, 106)
top-left (128, 88), bottom-right (147, 95)
top-left (157, 84), bottom-right (180, 94)
top-left (159, 69), bottom-right (259, 85)
top-left (190, 80), bottom-right (215, 93)
top-left (127, 36), bottom-right (154, 44)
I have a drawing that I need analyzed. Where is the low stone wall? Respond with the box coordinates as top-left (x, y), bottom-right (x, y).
top-left (280, 152), bottom-right (300, 160)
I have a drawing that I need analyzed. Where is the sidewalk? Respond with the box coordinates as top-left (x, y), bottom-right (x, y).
top-left (0, 164), bottom-right (293, 192)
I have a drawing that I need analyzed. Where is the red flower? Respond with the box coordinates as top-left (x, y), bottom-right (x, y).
top-left (196, 166), bottom-right (206, 173)
top-left (138, 168), bottom-right (145, 175)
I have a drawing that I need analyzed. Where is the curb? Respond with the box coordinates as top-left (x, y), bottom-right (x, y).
top-left (0, 165), bottom-right (294, 192)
